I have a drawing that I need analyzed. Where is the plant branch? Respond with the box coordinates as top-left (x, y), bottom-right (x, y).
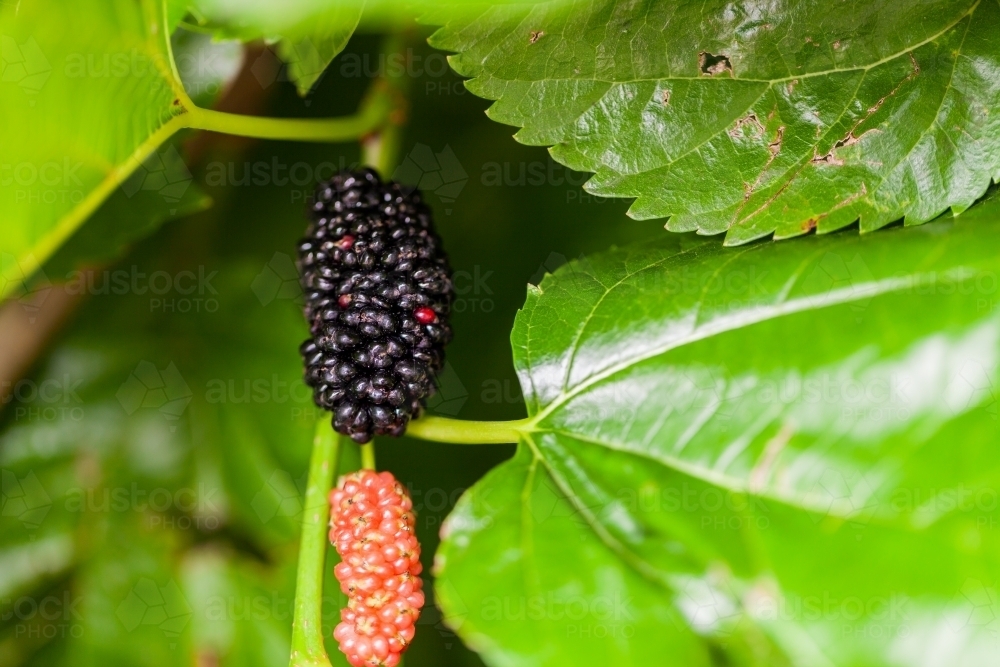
top-left (289, 419), bottom-right (341, 667)
top-left (187, 85), bottom-right (393, 142)
top-left (362, 33), bottom-right (411, 176)
top-left (406, 416), bottom-right (529, 444)
top-left (3, 73), bottom-right (401, 305)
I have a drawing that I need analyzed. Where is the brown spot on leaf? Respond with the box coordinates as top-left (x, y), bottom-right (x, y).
top-left (864, 55), bottom-right (920, 116)
top-left (813, 123), bottom-right (882, 166)
top-left (835, 134), bottom-right (859, 149)
top-left (661, 89), bottom-right (671, 106)
top-left (768, 126), bottom-right (785, 156)
top-left (810, 148), bottom-right (844, 167)
top-left (699, 51), bottom-right (732, 76)
top-left (833, 40), bottom-right (841, 50)
top-left (786, 79), bottom-right (799, 94)
top-left (802, 218), bottom-right (818, 232)
top-left (811, 150), bottom-right (845, 166)
top-left (729, 112), bottom-right (765, 139)
top-left (529, 30), bottom-right (544, 44)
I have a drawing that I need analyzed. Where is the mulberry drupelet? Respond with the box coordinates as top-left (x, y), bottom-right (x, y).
top-left (297, 169), bottom-right (453, 443)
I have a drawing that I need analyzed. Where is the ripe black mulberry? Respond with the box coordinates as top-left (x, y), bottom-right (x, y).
top-left (297, 169), bottom-right (453, 443)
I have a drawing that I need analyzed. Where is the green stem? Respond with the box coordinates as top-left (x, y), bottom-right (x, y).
top-left (187, 94), bottom-right (391, 143)
top-left (361, 33), bottom-right (410, 176)
top-left (2, 76), bottom-right (401, 305)
top-left (289, 419), bottom-right (341, 667)
top-left (360, 442), bottom-right (377, 471)
top-left (406, 416), bottom-right (530, 444)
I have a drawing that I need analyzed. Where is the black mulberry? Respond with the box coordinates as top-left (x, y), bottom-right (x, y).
top-left (297, 169), bottom-right (453, 443)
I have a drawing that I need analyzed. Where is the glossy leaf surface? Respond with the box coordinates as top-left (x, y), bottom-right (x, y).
top-left (436, 193), bottom-right (1000, 666)
top-left (428, 0), bottom-right (1000, 244)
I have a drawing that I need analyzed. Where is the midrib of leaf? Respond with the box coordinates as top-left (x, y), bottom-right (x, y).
top-left (518, 454), bottom-right (543, 601)
top-left (5, 0), bottom-right (196, 303)
top-left (537, 427), bottom-right (857, 519)
top-left (514, 252), bottom-right (952, 529)
top-left (520, 432), bottom-right (679, 591)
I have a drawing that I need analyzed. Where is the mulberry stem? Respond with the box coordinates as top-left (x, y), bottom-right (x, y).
top-left (405, 416), bottom-right (530, 444)
top-left (360, 442), bottom-right (377, 471)
top-left (187, 88), bottom-right (392, 143)
top-left (289, 419), bottom-right (341, 667)
top-left (361, 33), bottom-right (410, 176)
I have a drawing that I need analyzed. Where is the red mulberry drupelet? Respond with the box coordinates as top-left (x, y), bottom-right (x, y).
top-left (329, 470), bottom-right (424, 667)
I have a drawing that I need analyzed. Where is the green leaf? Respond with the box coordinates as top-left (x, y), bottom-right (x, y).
top-left (171, 29), bottom-right (244, 109)
top-left (42, 138), bottom-right (211, 280)
top-left (181, 0), bottom-right (365, 95)
top-left (0, 0), bottom-right (191, 302)
top-left (436, 193), bottom-right (1000, 665)
top-left (427, 0), bottom-right (1000, 244)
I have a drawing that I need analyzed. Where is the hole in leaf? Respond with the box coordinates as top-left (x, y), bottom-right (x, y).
top-left (699, 51), bottom-right (732, 76)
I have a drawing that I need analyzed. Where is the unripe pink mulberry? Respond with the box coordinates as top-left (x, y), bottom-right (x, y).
top-left (329, 470), bottom-right (423, 667)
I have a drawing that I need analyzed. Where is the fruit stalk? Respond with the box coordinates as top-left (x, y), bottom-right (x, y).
top-left (361, 442), bottom-right (377, 471)
top-left (289, 419), bottom-right (342, 667)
